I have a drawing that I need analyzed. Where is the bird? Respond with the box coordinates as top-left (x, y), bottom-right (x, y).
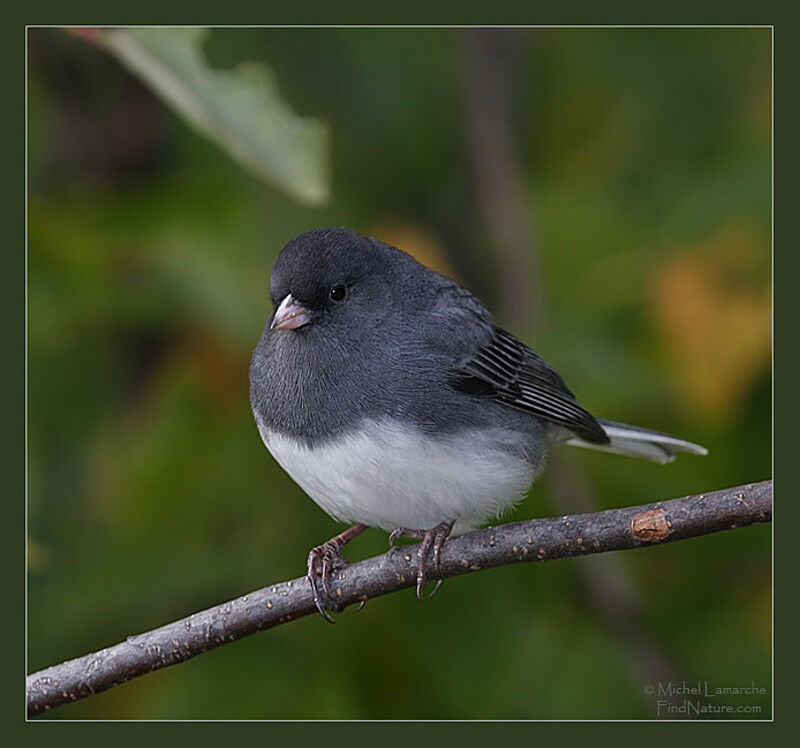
top-left (249, 227), bottom-right (707, 621)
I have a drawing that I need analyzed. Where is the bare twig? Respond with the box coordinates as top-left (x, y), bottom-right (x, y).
top-left (27, 480), bottom-right (771, 717)
top-left (460, 29), bottom-right (543, 329)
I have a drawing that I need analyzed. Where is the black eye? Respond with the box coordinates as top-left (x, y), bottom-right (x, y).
top-left (329, 284), bottom-right (347, 302)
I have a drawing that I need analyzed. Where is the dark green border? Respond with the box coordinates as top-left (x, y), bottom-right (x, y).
top-left (8, 1), bottom-right (790, 740)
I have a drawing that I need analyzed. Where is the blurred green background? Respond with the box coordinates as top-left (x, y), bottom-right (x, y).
top-left (27, 27), bottom-right (771, 719)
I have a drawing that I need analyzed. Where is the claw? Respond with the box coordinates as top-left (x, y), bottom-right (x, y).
top-left (306, 545), bottom-right (338, 624)
top-left (320, 555), bottom-right (333, 600)
top-left (389, 520), bottom-right (454, 600)
top-left (306, 523), bottom-right (367, 623)
top-left (389, 527), bottom-right (423, 547)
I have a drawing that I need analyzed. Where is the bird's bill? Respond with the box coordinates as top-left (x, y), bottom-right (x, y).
top-left (271, 294), bottom-right (313, 331)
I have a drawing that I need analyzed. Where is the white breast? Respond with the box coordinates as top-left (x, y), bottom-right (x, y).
top-left (255, 416), bottom-right (537, 534)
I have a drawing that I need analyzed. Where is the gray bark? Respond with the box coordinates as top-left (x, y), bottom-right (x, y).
top-left (27, 479), bottom-right (772, 717)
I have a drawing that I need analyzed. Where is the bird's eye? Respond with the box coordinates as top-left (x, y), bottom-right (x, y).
top-left (329, 284), bottom-right (347, 302)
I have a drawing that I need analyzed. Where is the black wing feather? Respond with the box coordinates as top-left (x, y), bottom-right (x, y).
top-left (453, 328), bottom-right (609, 444)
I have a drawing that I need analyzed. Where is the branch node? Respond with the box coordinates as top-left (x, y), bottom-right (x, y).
top-left (631, 508), bottom-right (673, 542)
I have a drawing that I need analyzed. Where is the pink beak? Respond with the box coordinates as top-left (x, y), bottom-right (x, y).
top-left (270, 294), bottom-right (313, 331)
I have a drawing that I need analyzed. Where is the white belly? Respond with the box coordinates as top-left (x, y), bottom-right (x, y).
top-left (255, 416), bottom-right (536, 534)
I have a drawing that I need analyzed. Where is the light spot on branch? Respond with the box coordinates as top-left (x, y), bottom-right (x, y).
top-left (631, 508), bottom-right (672, 541)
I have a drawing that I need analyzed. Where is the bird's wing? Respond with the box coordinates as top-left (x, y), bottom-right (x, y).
top-left (452, 327), bottom-right (610, 444)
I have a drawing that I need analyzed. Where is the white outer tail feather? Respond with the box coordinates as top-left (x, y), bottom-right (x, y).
top-left (565, 419), bottom-right (708, 465)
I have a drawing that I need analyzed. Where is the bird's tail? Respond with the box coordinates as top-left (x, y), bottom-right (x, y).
top-left (565, 419), bottom-right (708, 465)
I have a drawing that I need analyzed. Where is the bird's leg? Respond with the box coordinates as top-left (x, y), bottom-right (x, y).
top-left (388, 520), bottom-right (454, 600)
top-left (307, 523), bottom-right (367, 623)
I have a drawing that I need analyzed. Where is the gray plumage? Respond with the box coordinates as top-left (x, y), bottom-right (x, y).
top-left (249, 227), bottom-right (706, 534)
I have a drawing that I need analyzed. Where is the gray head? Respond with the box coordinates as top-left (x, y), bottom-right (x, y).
top-left (267, 227), bottom-right (427, 335)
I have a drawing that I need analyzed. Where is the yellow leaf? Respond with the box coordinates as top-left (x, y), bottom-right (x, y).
top-left (650, 223), bottom-right (770, 421)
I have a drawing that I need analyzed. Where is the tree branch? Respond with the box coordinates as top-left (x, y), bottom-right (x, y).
top-left (27, 479), bottom-right (772, 717)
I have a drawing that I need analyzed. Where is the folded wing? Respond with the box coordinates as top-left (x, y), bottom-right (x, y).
top-left (452, 327), bottom-right (610, 444)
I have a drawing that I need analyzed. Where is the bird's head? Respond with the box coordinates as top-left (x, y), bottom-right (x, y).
top-left (267, 227), bottom-right (420, 336)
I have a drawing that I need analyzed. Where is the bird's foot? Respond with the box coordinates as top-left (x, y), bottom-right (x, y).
top-left (306, 542), bottom-right (347, 622)
top-left (388, 520), bottom-right (454, 600)
top-left (307, 523), bottom-right (366, 623)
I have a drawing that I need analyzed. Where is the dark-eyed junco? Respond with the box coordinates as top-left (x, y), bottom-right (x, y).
top-left (249, 228), bottom-right (707, 620)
